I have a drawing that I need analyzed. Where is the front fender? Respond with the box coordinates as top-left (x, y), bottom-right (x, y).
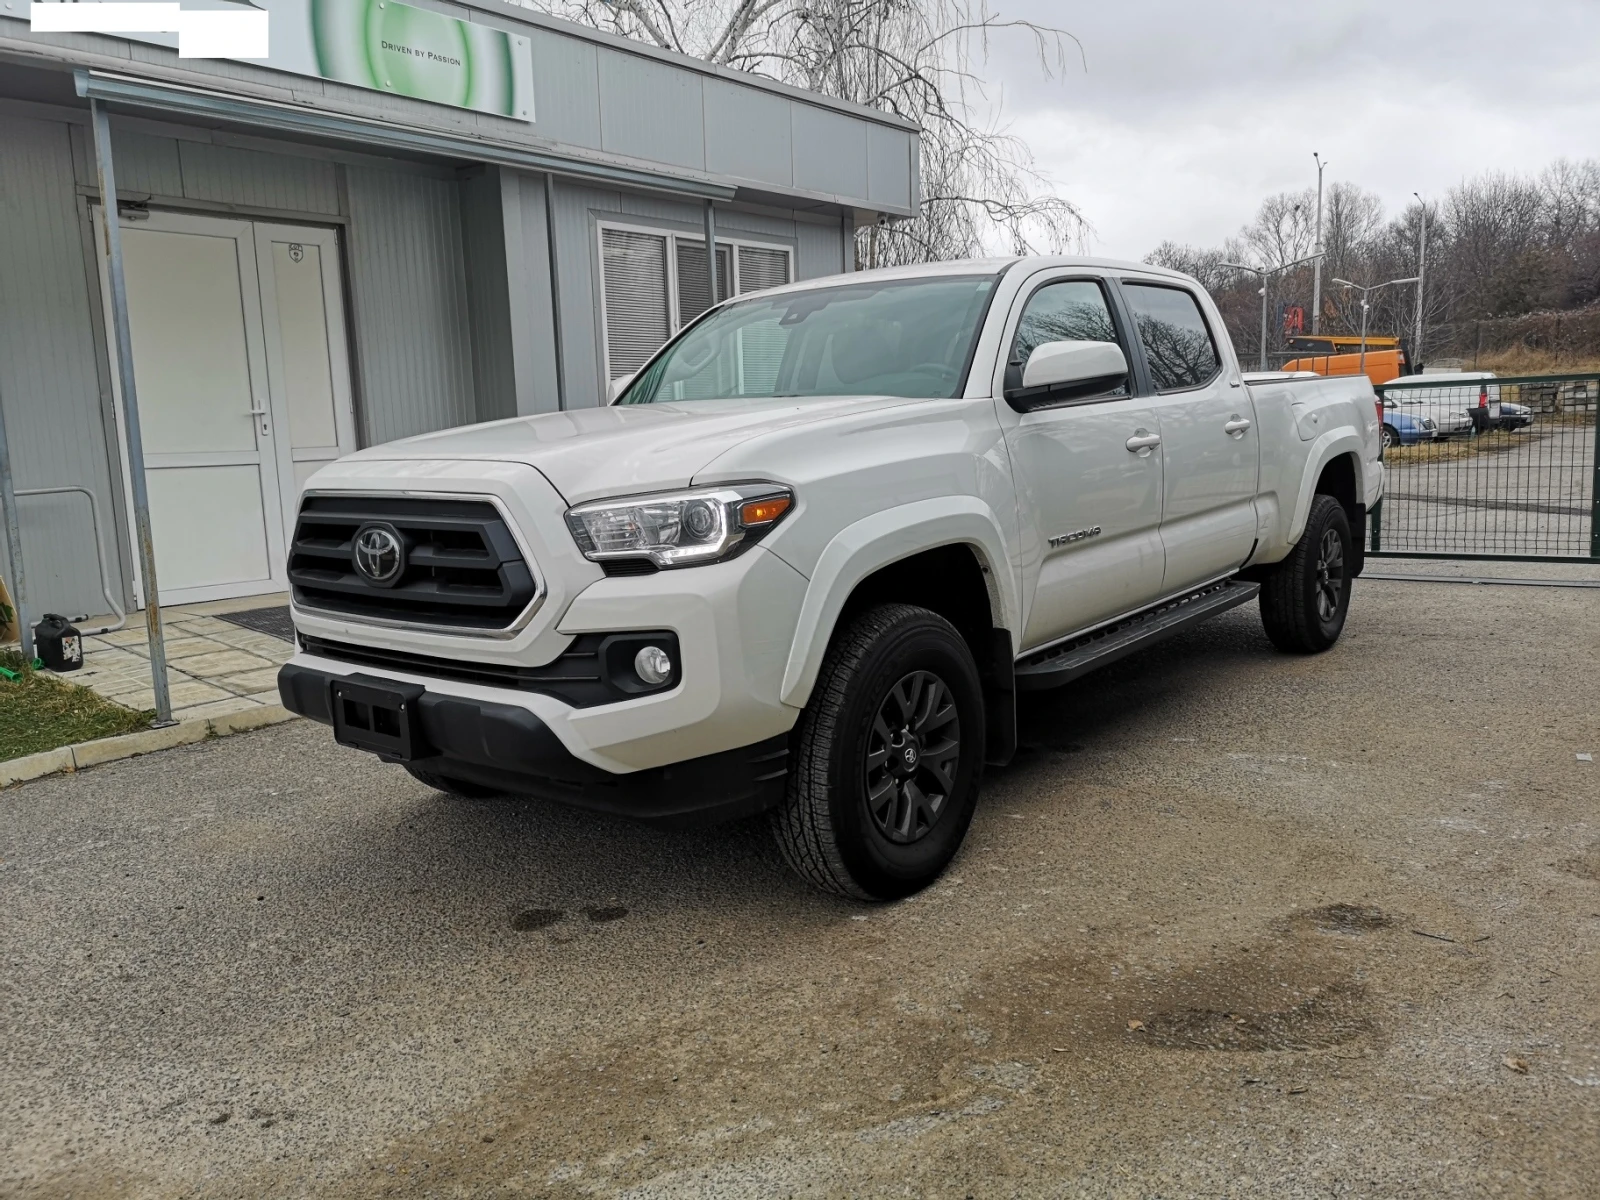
top-left (778, 496), bottom-right (1018, 709)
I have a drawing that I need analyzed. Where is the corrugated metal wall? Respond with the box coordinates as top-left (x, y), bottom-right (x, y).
top-left (459, 167), bottom-right (518, 424)
top-left (342, 165), bottom-right (478, 444)
top-left (0, 114), bottom-right (128, 619)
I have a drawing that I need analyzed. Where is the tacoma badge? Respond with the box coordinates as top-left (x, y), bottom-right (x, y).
top-left (1048, 526), bottom-right (1102, 548)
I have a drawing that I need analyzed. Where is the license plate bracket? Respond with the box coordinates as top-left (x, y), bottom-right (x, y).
top-left (329, 675), bottom-right (427, 761)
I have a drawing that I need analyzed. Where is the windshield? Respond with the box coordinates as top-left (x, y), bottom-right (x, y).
top-left (617, 275), bottom-right (999, 404)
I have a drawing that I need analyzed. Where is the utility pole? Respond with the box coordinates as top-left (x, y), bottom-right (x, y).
top-left (1412, 192), bottom-right (1428, 370)
top-left (1223, 251), bottom-right (1325, 371)
top-left (1312, 153), bottom-right (1327, 335)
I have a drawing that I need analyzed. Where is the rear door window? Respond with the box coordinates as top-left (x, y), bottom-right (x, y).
top-left (1122, 283), bottom-right (1222, 392)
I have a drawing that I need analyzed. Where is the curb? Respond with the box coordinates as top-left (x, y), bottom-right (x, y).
top-left (0, 705), bottom-right (299, 788)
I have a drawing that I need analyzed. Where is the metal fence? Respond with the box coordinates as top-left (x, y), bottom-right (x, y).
top-left (1368, 373), bottom-right (1600, 562)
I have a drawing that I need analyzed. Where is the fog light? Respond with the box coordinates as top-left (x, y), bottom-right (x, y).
top-left (634, 644), bottom-right (673, 686)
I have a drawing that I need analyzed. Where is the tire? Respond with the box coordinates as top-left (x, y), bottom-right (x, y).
top-left (1259, 494), bottom-right (1353, 655)
top-left (772, 603), bottom-right (985, 901)
top-left (404, 765), bottom-right (503, 799)
top-left (1381, 424), bottom-right (1400, 450)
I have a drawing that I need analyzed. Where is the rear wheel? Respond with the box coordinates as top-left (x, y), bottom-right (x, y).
top-left (404, 765), bottom-right (503, 799)
top-left (1259, 494), bottom-right (1353, 654)
top-left (772, 604), bottom-right (984, 901)
top-left (1380, 424), bottom-right (1400, 450)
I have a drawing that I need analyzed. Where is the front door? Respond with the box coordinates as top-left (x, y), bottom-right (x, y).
top-left (97, 210), bottom-right (356, 606)
top-left (995, 273), bottom-right (1167, 650)
top-left (1118, 280), bottom-right (1260, 591)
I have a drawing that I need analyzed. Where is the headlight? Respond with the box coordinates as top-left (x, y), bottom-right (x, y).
top-left (565, 484), bottom-right (794, 568)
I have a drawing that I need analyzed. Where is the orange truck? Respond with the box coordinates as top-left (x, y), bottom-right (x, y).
top-left (1282, 336), bottom-right (1410, 386)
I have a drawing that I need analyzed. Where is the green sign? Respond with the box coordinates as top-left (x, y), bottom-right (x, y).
top-left (310, 0), bottom-right (528, 119)
top-left (31, 0), bottom-right (534, 121)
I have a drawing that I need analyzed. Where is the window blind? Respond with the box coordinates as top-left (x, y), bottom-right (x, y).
top-left (675, 240), bottom-right (733, 327)
top-left (737, 245), bottom-right (791, 294)
top-left (601, 228), bottom-right (670, 380)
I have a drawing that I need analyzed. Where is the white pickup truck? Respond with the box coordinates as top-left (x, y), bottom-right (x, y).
top-left (278, 257), bottom-right (1383, 900)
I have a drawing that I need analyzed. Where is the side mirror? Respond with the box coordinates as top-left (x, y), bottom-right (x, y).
top-left (1008, 340), bottom-right (1128, 409)
top-left (607, 372), bottom-right (636, 403)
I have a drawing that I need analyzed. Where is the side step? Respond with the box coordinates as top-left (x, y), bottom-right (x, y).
top-left (1014, 579), bottom-right (1261, 692)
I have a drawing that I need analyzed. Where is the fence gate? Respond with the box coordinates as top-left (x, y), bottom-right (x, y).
top-left (1369, 372), bottom-right (1600, 562)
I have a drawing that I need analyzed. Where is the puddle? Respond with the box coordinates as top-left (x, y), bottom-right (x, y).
top-left (511, 909), bottom-right (565, 932)
top-left (1296, 903), bottom-right (1393, 935)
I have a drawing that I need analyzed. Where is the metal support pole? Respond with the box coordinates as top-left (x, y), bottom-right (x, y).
top-left (841, 211), bottom-right (854, 273)
top-left (542, 172), bottom-right (566, 411)
top-left (90, 98), bottom-right (173, 724)
top-left (0, 386), bottom-right (33, 661)
top-left (702, 199), bottom-right (718, 308)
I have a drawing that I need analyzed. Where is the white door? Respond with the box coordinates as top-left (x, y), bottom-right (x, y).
top-left (995, 274), bottom-right (1167, 650)
top-left (253, 224), bottom-right (359, 543)
top-left (96, 210), bottom-right (357, 606)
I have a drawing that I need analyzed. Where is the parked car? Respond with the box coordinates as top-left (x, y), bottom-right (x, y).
top-left (279, 256), bottom-right (1383, 900)
top-left (1386, 371), bottom-right (1504, 438)
top-left (1378, 400), bottom-right (1435, 448)
top-left (1491, 398), bottom-right (1534, 432)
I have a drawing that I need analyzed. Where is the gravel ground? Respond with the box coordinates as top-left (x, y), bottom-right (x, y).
top-left (3, 577), bottom-right (1597, 1198)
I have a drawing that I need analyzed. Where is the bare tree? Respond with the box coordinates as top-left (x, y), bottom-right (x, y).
top-left (521, 0), bottom-right (1088, 262)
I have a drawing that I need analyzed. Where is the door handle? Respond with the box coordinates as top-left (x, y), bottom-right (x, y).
top-left (1224, 415), bottom-right (1252, 436)
top-left (1125, 430), bottom-right (1161, 456)
top-left (247, 406), bottom-right (270, 437)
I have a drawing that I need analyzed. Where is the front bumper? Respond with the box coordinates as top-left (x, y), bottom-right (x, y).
top-left (278, 662), bottom-right (790, 824)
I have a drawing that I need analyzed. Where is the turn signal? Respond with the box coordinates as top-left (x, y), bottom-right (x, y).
top-left (740, 496), bottom-right (792, 526)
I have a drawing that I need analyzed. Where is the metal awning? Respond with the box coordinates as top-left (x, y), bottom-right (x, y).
top-left (74, 70), bottom-right (739, 202)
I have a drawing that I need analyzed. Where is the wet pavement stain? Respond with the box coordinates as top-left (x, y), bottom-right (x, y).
top-left (584, 905), bottom-right (628, 923)
top-left (1297, 903), bottom-right (1394, 935)
top-left (511, 909), bottom-right (565, 932)
top-left (1138, 983), bottom-right (1371, 1051)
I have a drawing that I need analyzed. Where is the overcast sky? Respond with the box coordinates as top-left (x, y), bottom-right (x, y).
top-left (976, 0), bottom-right (1600, 260)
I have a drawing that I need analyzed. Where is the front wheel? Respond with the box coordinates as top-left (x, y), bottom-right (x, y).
top-left (1259, 494), bottom-right (1353, 654)
top-left (772, 604), bottom-right (985, 901)
top-left (1380, 424), bottom-right (1400, 450)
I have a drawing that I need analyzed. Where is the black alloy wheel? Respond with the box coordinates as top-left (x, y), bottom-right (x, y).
top-left (864, 670), bottom-right (961, 845)
top-left (1314, 526), bottom-right (1346, 624)
top-left (1259, 493), bottom-right (1354, 654)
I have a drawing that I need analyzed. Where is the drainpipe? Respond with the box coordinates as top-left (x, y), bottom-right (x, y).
top-left (89, 98), bottom-right (174, 725)
top-left (0, 384), bottom-right (32, 662)
top-left (542, 172), bottom-right (566, 411)
top-left (703, 199), bottom-right (718, 307)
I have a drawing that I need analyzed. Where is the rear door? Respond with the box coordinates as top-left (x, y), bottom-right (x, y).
top-left (991, 271), bottom-right (1167, 650)
top-left (1120, 280), bottom-right (1259, 591)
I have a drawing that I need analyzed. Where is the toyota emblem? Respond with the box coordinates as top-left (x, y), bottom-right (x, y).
top-left (352, 523), bottom-right (405, 586)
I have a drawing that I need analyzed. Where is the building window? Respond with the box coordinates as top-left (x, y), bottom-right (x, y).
top-left (599, 223), bottom-right (793, 383)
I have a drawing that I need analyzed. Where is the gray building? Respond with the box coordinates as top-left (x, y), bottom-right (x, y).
top-left (0, 1), bottom-right (918, 619)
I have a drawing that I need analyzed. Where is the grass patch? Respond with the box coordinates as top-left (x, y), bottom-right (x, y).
top-left (0, 649), bottom-right (154, 762)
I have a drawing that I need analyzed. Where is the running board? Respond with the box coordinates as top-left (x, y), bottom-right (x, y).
top-left (1014, 579), bottom-right (1261, 692)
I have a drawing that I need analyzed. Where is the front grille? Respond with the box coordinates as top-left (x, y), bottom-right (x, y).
top-left (289, 495), bottom-right (538, 631)
top-left (300, 634), bottom-right (674, 708)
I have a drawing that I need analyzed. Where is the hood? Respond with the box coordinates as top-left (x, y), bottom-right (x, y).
top-left (348, 395), bottom-right (926, 503)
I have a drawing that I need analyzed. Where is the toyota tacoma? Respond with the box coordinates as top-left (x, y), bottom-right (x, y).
top-left (278, 257), bottom-right (1383, 900)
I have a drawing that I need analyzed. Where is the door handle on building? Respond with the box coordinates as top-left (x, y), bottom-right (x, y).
top-left (247, 406), bottom-right (270, 436)
top-left (1125, 430), bottom-right (1161, 456)
top-left (1224, 415), bottom-right (1252, 436)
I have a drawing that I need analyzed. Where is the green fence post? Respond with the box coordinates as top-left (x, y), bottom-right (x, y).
top-left (1370, 498), bottom-right (1382, 554)
top-left (1591, 393), bottom-right (1600, 560)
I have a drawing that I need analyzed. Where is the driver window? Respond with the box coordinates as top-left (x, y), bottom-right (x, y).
top-left (1006, 279), bottom-right (1127, 396)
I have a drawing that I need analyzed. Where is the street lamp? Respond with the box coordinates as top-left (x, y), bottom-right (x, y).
top-left (1412, 192), bottom-right (1428, 368)
top-left (1223, 252), bottom-right (1325, 371)
top-left (1332, 276), bottom-right (1421, 375)
top-left (1312, 153), bottom-right (1328, 335)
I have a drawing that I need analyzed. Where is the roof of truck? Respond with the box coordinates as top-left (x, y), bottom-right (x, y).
top-left (746, 255), bottom-right (1192, 300)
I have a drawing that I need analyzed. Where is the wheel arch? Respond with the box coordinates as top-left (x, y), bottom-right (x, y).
top-left (778, 497), bottom-right (1019, 716)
